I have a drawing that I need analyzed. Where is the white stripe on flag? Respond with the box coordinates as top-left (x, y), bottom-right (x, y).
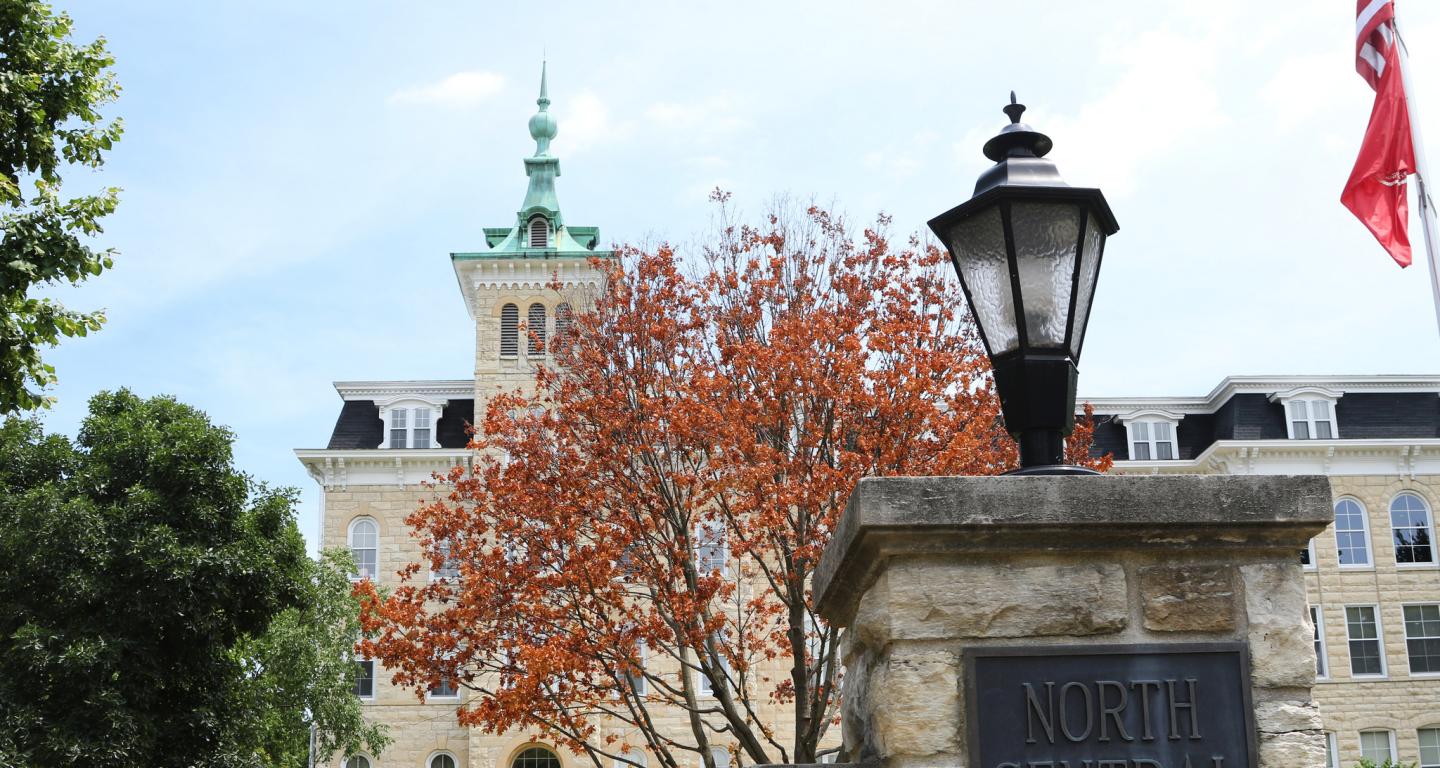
top-left (1361, 41), bottom-right (1387, 78)
top-left (1358, 0), bottom-right (1390, 40)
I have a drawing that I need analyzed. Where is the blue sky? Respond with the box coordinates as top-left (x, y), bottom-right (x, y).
top-left (33, 1), bottom-right (1440, 552)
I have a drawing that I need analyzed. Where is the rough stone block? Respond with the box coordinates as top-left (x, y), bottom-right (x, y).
top-left (1255, 700), bottom-right (1323, 734)
top-left (853, 561), bottom-right (1128, 646)
top-left (867, 648), bottom-right (960, 760)
top-left (1242, 563), bottom-right (1315, 689)
top-left (1139, 564), bottom-right (1237, 632)
top-left (1258, 729), bottom-right (1326, 768)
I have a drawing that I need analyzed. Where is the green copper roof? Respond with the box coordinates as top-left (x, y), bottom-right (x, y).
top-left (453, 62), bottom-right (610, 262)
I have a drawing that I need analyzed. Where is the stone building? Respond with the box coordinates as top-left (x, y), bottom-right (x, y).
top-left (1085, 375), bottom-right (1440, 768)
top-left (296, 66), bottom-right (820, 768)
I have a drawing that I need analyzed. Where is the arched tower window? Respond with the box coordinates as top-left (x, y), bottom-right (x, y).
top-left (527, 302), bottom-right (548, 355)
top-left (349, 518), bottom-right (378, 581)
top-left (513, 747), bottom-right (561, 768)
top-left (529, 216), bottom-right (549, 248)
top-left (555, 302), bottom-right (573, 341)
top-left (500, 303), bottom-right (519, 358)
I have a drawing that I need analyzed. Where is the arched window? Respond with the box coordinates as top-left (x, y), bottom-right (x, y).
top-left (527, 303), bottom-right (548, 355)
top-left (430, 753), bottom-right (458, 768)
top-left (1390, 492), bottom-right (1437, 564)
top-left (529, 216), bottom-right (549, 248)
top-left (513, 747), bottom-right (562, 768)
top-left (709, 747), bottom-right (731, 768)
top-left (349, 518), bottom-right (378, 580)
top-left (500, 303), bottom-right (520, 358)
top-left (555, 302), bottom-right (574, 340)
top-left (1334, 498), bottom-right (1371, 567)
top-left (345, 757), bottom-right (370, 768)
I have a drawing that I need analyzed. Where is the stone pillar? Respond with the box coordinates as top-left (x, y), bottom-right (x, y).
top-left (813, 475), bottom-right (1332, 768)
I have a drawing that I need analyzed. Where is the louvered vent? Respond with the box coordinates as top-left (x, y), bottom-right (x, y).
top-left (529, 217), bottom-right (548, 248)
top-left (500, 303), bottom-right (519, 357)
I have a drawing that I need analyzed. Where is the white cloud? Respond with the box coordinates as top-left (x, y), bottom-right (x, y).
top-left (562, 90), bottom-right (635, 154)
top-left (644, 94), bottom-right (750, 141)
top-left (388, 70), bottom-right (506, 108)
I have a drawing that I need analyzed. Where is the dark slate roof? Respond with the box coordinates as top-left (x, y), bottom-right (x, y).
top-left (326, 399), bottom-right (476, 449)
top-left (1084, 390), bottom-right (1440, 460)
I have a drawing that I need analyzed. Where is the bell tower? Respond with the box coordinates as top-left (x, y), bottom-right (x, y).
top-left (450, 63), bottom-right (614, 419)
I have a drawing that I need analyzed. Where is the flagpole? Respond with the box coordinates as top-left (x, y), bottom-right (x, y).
top-left (1393, 15), bottom-right (1440, 338)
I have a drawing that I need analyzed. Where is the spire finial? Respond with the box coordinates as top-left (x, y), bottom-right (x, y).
top-left (537, 60), bottom-right (550, 110)
top-left (528, 62), bottom-right (558, 154)
top-left (1002, 91), bottom-right (1026, 125)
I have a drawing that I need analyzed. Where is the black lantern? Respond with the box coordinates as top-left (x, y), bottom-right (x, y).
top-left (928, 93), bottom-right (1119, 474)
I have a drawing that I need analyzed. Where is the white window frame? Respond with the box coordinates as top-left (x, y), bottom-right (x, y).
top-left (1302, 538), bottom-right (1317, 570)
top-left (708, 747), bottom-right (731, 768)
top-left (430, 538), bottom-right (460, 582)
top-left (1334, 497), bottom-right (1374, 570)
top-left (1311, 605), bottom-right (1329, 680)
top-left (354, 657), bottom-right (376, 701)
top-left (1345, 603), bottom-right (1388, 678)
top-left (1420, 725), bottom-right (1440, 768)
top-left (345, 755), bottom-right (372, 768)
top-left (1390, 492), bottom-right (1439, 567)
top-left (626, 640), bottom-right (647, 696)
top-left (428, 673), bottom-right (460, 701)
top-left (376, 396), bottom-right (447, 449)
top-left (1359, 730), bottom-right (1397, 765)
top-left (1403, 602), bottom-right (1440, 678)
top-left (695, 520), bottom-right (729, 576)
top-left (1116, 410), bottom-right (1183, 462)
top-left (1268, 387), bottom-right (1342, 440)
top-left (1325, 732), bottom-right (1339, 768)
top-left (348, 517), bottom-right (379, 582)
top-left (697, 635), bottom-right (732, 698)
top-left (428, 752), bottom-right (460, 768)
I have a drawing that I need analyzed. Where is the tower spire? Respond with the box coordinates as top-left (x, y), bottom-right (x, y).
top-left (520, 61), bottom-right (562, 229)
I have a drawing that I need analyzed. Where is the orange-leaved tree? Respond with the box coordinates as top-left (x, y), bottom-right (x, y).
top-left (358, 195), bottom-right (1108, 768)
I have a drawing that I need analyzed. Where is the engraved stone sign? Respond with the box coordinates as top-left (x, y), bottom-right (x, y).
top-left (964, 643), bottom-right (1257, 768)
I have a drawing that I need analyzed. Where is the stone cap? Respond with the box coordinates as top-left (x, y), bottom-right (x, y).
top-left (813, 474), bottom-right (1332, 625)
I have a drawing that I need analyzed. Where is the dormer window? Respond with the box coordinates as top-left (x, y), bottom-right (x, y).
top-left (377, 397), bottom-right (447, 449)
top-left (1268, 387), bottom-right (1341, 440)
top-left (529, 216), bottom-right (549, 248)
top-left (1129, 420), bottom-right (1176, 460)
top-left (1116, 410), bottom-right (1183, 462)
top-left (1287, 399), bottom-right (1335, 439)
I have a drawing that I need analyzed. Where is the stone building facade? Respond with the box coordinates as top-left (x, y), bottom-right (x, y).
top-left (296, 67), bottom-right (826, 768)
top-left (1086, 376), bottom-right (1440, 768)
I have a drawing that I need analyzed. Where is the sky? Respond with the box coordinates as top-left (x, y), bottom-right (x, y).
top-left (31, 0), bottom-right (1440, 553)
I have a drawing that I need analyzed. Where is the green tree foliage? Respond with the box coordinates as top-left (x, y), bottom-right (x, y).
top-left (0, 0), bottom-right (123, 414)
top-left (0, 391), bottom-right (387, 767)
top-left (1355, 760), bottom-right (1417, 768)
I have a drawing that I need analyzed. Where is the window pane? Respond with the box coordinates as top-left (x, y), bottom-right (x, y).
top-left (1334, 500), bottom-right (1371, 566)
top-left (347, 757), bottom-right (371, 768)
top-left (626, 640), bottom-right (647, 695)
top-left (1326, 733), bottom-right (1338, 768)
top-left (1133, 422), bottom-right (1150, 441)
top-left (430, 677), bottom-right (457, 697)
top-left (1360, 731), bottom-right (1393, 763)
top-left (696, 521), bottom-right (727, 574)
top-left (413, 428), bottom-right (431, 448)
top-left (1300, 543), bottom-right (1311, 566)
top-left (1311, 606), bottom-right (1326, 678)
top-left (1420, 727), bottom-right (1440, 768)
top-left (1293, 421), bottom-right (1310, 439)
top-left (390, 428), bottom-right (407, 449)
top-left (513, 747), bottom-right (562, 768)
top-left (1315, 421), bottom-right (1333, 439)
top-left (391, 408), bottom-right (406, 428)
top-left (414, 408), bottom-right (431, 428)
top-left (1392, 494), bottom-right (1436, 564)
top-left (1313, 400), bottom-right (1330, 419)
top-left (1290, 400), bottom-right (1309, 420)
top-left (432, 755), bottom-right (457, 768)
top-left (1132, 442), bottom-right (1151, 461)
top-left (354, 660), bottom-right (374, 697)
top-left (1405, 604), bottom-right (1440, 675)
top-left (1347, 606), bottom-right (1384, 675)
top-left (1156, 442), bottom-right (1174, 460)
top-left (1153, 422), bottom-right (1172, 440)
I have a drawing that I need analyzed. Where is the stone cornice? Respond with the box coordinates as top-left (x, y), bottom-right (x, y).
top-left (1110, 438), bottom-right (1440, 478)
top-left (333, 380), bottom-right (474, 401)
top-left (295, 448), bottom-right (475, 490)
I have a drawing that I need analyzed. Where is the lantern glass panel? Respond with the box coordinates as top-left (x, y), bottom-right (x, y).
top-left (1010, 201), bottom-right (1080, 349)
top-left (1069, 210), bottom-right (1105, 360)
top-left (947, 204), bottom-right (1019, 354)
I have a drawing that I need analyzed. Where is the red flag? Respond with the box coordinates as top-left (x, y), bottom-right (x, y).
top-left (1342, 0), bottom-right (1417, 267)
